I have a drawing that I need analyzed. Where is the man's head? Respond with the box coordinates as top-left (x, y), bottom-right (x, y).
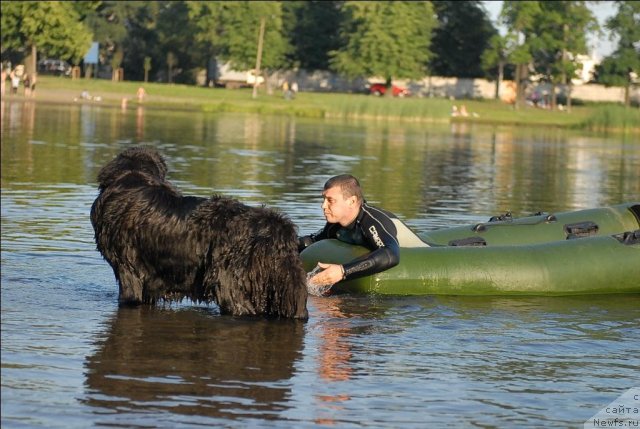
top-left (321, 174), bottom-right (363, 226)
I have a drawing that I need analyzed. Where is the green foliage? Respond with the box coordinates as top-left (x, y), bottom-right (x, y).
top-left (0, 0), bottom-right (633, 107)
top-left (283, 1), bottom-right (344, 70)
top-left (430, 1), bottom-right (497, 78)
top-left (501, 1), bottom-right (598, 82)
top-left (84, 2), bottom-right (143, 60)
top-left (499, 1), bottom-right (598, 109)
top-left (581, 104), bottom-right (640, 132)
top-left (481, 34), bottom-right (508, 77)
top-left (111, 49), bottom-right (123, 70)
top-left (1, 1), bottom-right (92, 65)
top-left (119, 1), bottom-right (161, 82)
top-left (500, 1), bottom-right (541, 65)
top-left (529, 1), bottom-right (597, 85)
top-left (152, 1), bottom-right (204, 83)
top-left (596, 1), bottom-right (640, 105)
top-left (329, 1), bottom-right (436, 81)
top-left (187, 1), bottom-right (289, 71)
top-left (83, 2), bottom-right (164, 80)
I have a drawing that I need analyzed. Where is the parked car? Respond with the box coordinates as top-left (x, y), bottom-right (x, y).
top-left (37, 58), bottom-right (72, 76)
top-left (369, 83), bottom-right (410, 97)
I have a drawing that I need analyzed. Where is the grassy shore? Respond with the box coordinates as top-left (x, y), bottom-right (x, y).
top-left (13, 75), bottom-right (640, 133)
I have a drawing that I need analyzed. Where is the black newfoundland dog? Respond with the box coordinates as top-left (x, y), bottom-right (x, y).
top-left (90, 147), bottom-right (308, 319)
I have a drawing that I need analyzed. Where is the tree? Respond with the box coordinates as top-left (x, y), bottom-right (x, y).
top-left (82, 1), bottom-right (153, 80)
top-left (501, 1), bottom-right (541, 109)
top-left (119, 1), bottom-right (161, 83)
top-left (283, 1), bottom-right (344, 71)
top-left (596, 1), bottom-right (640, 107)
top-left (529, 1), bottom-right (597, 111)
top-left (151, 1), bottom-right (205, 84)
top-left (482, 34), bottom-right (510, 99)
top-left (111, 49), bottom-right (123, 81)
top-left (144, 56), bottom-right (152, 82)
top-left (430, 1), bottom-right (497, 78)
top-left (1, 1), bottom-right (92, 75)
top-left (329, 1), bottom-right (436, 94)
top-left (188, 1), bottom-right (290, 87)
top-left (501, 1), bottom-right (599, 110)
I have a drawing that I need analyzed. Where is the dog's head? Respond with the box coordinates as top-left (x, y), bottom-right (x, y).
top-left (97, 146), bottom-right (168, 191)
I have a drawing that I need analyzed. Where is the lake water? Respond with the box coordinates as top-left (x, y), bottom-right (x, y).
top-left (2, 100), bottom-right (639, 428)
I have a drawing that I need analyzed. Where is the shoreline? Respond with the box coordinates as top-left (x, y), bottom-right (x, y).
top-left (3, 76), bottom-right (638, 132)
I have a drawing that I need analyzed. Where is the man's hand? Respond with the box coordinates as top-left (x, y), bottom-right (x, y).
top-left (310, 262), bottom-right (345, 287)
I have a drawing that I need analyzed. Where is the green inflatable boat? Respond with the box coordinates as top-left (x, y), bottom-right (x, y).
top-left (300, 202), bottom-right (640, 296)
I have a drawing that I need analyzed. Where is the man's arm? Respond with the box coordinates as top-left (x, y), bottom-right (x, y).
top-left (342, 206), bottom-right (400, 280)
top-left (311, 243), bottom-right (400, 287)
top-left (298, 226), bottom-right (329, 253)
top-left (305, 206), bottom-right (401, 286)
top-left (342, 244), bottom-right (400, 280)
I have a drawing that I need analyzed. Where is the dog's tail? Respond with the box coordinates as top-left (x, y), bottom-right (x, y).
top-left (97, 146), bottom-right (168, 191)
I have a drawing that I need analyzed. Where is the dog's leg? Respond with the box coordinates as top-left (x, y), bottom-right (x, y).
top-left (114, 265), bottom-right (145, 305)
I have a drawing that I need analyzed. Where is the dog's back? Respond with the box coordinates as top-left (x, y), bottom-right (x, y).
top-left (91, 147), bottom-right (308, 319)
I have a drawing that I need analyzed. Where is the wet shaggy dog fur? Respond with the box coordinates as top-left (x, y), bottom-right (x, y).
top-left (90, 147), bottom-right (308, 319)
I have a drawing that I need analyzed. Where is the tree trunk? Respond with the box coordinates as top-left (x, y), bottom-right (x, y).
top-left (385, 76), bottom-right (392, 98)
top-left (25, 44), bottom-right (37, 76)
top-left (515, 64), bottom-right (528, 110)
top-left (252, 16), bottom-right (266, 99)
top-left (144, 57), bottom-right (151, 83)
top-left (551, 83), bottom-right (557, 110)
top-left (167, 52), bottom-right (176, 84)
top-left (495, 60), bottom-right (504, 100)
top-left (265, 71), bottom-right (274, 95)
top-left (567, 84), bottom-right (572, 113)
top-left (624, 83), bottom-right (630, 107)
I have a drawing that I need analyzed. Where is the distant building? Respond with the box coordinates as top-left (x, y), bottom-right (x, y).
top-left (572, 54), bottom-right (599, 85)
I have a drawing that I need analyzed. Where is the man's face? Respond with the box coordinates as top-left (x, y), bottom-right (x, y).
top-left (322, 185), bottom-right (357, 226)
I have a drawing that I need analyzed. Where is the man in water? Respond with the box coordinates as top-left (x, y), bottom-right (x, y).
top-left (299, 174), bottom-right (400, 288)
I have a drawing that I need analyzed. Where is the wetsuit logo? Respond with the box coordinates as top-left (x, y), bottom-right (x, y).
top-left (369, 225), bottom-right (385, 247)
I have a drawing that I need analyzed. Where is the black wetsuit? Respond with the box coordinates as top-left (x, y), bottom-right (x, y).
top-left (298, 203), bottom-right (400, 281)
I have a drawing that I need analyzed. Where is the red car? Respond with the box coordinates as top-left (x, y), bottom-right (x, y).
top-left (369, 83), bottom-right (410, 97)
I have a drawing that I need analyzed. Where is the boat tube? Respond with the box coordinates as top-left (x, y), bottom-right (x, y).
top-left (300, 203), bottom-right (640, 296)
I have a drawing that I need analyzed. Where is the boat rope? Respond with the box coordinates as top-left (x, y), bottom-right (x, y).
top-left (472, 213), bottom-right (558, 232)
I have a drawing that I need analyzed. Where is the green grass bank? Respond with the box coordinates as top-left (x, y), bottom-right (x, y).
top-left (13, 76), bottom-right (640, 133)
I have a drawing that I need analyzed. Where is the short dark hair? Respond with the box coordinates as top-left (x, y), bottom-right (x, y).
top-left (324, 174), bottom-right (363, 203)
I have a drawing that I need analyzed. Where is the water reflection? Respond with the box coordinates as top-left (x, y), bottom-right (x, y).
top-left (2, 100), bottom-right (640, 428)
top-left (136, 105), bottom-right (144, 141)
top-left (311, 297), bottom-right (354, 425)
top-left (2, 101), bottom-right (638, 222)
top-left (306, 295), bottom-right (640, 427)
top-left (83, 307), bottom-right (305, 422)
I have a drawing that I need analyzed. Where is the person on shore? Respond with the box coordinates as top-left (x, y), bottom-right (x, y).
top-left (299, 174), bottom-right (400, 290)
top-left (1, 68), bottom-right (6, 97)
top-left (283, 81), bottom-right (291, 100)
top-left (136, 87), bottom-right (146, 103)
top-left (10, 69), bottom-right (20, 95)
